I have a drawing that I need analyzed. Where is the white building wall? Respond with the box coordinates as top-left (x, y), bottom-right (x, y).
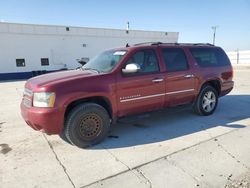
top-left (0, 22), bottom-right (179, 74)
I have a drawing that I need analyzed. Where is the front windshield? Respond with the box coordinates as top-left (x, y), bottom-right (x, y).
top-left (82, 50), bottom-right (127, 73)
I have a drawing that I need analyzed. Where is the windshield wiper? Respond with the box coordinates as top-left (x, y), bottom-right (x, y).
top-left (81, 67), bottom-right (100, 73)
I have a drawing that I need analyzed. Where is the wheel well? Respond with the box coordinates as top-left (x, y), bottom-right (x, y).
top-left (64, 96), bottom-right (112, 120)
top-left (202, 80), bottom-right (221, 95)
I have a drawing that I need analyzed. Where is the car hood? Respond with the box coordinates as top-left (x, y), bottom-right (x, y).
top-left (26, 69), bottom-right (98, 88)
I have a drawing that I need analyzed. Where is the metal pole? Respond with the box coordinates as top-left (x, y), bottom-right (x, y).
top-left (211, 26), bottom-right (218, 45)
top-left (126, 21), bottom-right (130, 34)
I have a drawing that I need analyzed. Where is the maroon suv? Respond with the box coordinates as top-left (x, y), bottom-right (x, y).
top-left (21, 42), bottom-right (234, 148)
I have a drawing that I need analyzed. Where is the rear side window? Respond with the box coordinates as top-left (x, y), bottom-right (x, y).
top-left (161, 48), bottom-right (189, 72)
top-left (190, 48), bottom-right (230, 67)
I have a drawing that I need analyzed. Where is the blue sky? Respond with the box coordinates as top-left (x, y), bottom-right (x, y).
top-left (0, 0), bottom-right (249, 51)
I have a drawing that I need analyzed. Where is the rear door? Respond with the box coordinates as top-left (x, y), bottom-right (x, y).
top-left (160, 47), bottom-right (196, 106)
top-left (116, 48), bottom-right (165, 117)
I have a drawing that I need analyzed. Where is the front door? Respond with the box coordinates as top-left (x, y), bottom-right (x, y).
top-left (116, 49), bottom-right (165, 117)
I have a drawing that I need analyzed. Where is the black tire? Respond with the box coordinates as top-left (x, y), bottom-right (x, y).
top-left (64, 103), bottom-right (110, 148)
top-left (193, 85), bottom-right (218, 116)
top-left (59, 132), bottom-right (72, 144)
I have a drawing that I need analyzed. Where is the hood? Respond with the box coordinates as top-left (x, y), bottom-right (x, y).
top-left (26, 69), bottom-right (97, 88)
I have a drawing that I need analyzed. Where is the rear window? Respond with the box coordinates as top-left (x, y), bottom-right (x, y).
top-left (190, 48), bottom-right (230, 67)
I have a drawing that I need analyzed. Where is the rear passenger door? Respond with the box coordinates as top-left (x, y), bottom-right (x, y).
top-left (161, 48), bottom-right (196, 106)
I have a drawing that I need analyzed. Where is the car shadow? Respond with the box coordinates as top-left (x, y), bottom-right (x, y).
top-left (92, 95), bottom-right (250, 149)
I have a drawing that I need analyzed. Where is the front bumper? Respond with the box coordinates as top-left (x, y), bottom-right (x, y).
top-left (20, 99), bottom-right (64, 134)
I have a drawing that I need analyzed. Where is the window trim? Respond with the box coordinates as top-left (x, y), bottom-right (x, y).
top-left (161, 48), bottom-right (189, 73)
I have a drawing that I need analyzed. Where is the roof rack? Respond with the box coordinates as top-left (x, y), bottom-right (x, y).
top-left (133, 42), bottom-right (214, 46)
top-left (133, 42), bottom-right (162, 46)
top-left (192, 43), bottom-right (214, 46)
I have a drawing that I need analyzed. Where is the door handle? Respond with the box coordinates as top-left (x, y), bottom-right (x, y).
top-left (152, 78), bottom-right (164, 83)
top-left (184, 74), bottom-right (194, 78)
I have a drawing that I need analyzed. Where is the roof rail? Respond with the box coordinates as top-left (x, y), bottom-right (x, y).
top-left (193, 43), bottom-right (214, 46)
top-left (133, 42), bottom-right (214, 46)
top-left (158, 42), bottom-right (214, 46)
top-left (133, 42), bottom-right (162, 46)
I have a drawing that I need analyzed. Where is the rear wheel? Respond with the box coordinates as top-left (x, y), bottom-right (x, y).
top-left (64, 103), bottom-right (110, 148)
top-left (193, 85), bottom-right (218, 116)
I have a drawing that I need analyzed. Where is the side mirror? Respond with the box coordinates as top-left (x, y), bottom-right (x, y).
top-left (122, 63), bottom-right (140, 74)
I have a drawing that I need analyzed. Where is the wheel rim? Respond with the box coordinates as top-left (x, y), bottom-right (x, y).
top-left (202, 91), bottom-right (216, 112)
top-left (77, 113), bottom-right (103, 141)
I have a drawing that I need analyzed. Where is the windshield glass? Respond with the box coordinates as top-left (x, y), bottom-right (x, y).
top-left (82, 50), bottom-right (127, 73)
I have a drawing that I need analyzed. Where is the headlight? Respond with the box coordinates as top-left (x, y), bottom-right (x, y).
top-left (33, 92), bottom-right (56, 107)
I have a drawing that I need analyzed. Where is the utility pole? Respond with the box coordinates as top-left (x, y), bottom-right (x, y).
top-left (126, 21), bottom-right (130, 34)
top-left (211, 26), bottom-right (218, 45)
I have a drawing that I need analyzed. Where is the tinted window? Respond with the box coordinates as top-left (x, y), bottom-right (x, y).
top-left (162, 48), bottom-right (188, 72)
top-left (190, 48), bottom-right (230, 67)
top-left (16, 59), bottom-right (25, 67)
top-left (125, 49), bottom-right (159, 73)
top-left (41, 58), bottom-right (49, 66)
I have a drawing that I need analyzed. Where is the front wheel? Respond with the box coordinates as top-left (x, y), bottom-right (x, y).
top-left (193, 85), bottom-right (218, 116)
top-left (64, 103), bottom-right (110, 148)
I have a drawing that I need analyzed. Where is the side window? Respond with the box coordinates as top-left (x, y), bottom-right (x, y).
top-left (217, 48), bottom-right (231, 66)
top-left (125, 49), bottom-right (159, 73)
top-left (162, 48), bottom-right (189, 72)
top-left (16, 59), bottom-right (25, 67)
top-left (41, 58), bottom-right (49, 66)
top-left (190, 48), bottom-right (230, 67)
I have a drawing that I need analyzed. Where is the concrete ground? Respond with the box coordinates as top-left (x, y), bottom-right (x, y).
top-left (0, 67), bottom-right (250, 188)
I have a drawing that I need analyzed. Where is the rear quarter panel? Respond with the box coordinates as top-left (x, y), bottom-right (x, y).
top-left (186, 47), bottom-right (233, 96)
